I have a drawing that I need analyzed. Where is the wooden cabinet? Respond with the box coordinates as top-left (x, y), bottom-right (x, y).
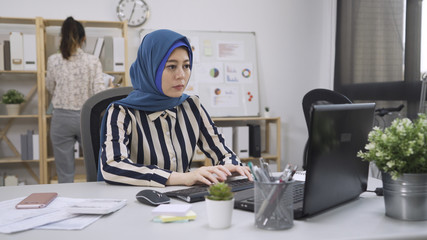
top-left (211, 117), bottom-right (281, 171)
top-left (0, 17), bottom-right (129, 184)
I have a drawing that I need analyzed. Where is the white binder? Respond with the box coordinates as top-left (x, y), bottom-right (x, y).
top-left (23, 34), bottom-right (37, 71)
top-left (218, 127), bottom-right (233, 150)
top-left (93, 37), bottom-right (104, 58)
top-left (10, 32), bottom-right (24, 70)
top-left (100, 36), bottom-right (113, 71)
top-left (45, 34), bottom-right (60, 58)
top-left (233, 126), bottom-right (249, 158)
top-left (113, 37), bottom-right (125, 72)
top-left (32, 134), bottom-right (39, 160)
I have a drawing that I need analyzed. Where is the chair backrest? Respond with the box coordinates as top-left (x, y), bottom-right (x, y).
top-left (301, 88), bottom-right (352, 169)
top-left (302, 88), bottom-right (352, 128)
top-left (80, 87), bottom-right (132, 182)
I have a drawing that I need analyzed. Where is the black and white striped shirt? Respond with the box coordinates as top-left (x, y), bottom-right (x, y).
top-left (99, 95), bottom-right (240, 187)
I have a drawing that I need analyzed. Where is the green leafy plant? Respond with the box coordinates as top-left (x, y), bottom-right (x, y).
top-left (206, 182), bottom-right (233, 201)
top-left (357, 113), bottom-right (427, 179)
top-left (1, 89), bottom-right (25, 104)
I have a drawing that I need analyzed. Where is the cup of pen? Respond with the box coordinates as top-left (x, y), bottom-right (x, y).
top-left (254, 177), bottom-right (294, 230)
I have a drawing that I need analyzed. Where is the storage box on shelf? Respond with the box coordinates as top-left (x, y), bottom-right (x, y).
top-left (0, 17), bottom-right (129, 184)
top-left (0, 17), bottom-right (44, 184)
top-left (42, 18), bottom-right (129, 184)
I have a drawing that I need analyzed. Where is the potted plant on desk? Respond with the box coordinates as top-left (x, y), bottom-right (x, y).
top-left (357, 113), bottom-right (427, 220)
top-left (205, 182), bottom-right (234, 228)
top-left (1, 89), bottom-right (25, 115)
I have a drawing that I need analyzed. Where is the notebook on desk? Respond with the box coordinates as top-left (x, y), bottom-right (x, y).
top-left (234, 103), bottom-right (375, 219)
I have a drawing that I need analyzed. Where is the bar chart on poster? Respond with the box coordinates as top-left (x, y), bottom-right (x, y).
top-left (140, 29), bottom-right (260, 117)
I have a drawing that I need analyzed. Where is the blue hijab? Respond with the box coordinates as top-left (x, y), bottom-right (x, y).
top-left (97, 29), bottom-right (193, 180)
top-left (115, 29), bottom-right (193, 111)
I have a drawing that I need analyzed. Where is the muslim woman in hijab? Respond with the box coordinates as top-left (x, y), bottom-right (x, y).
top-left (98, 29), bottom-right (253, 187)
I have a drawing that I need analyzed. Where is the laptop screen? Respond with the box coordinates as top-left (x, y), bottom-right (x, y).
top-left (302, 103), bottom-right (375, 217)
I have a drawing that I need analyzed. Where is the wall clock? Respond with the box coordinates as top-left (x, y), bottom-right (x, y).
top-left (116, 0), bottom-right (149, 27)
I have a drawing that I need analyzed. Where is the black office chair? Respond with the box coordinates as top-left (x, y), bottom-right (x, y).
top-left (301, 88), bottom-right (352, 169)
top-left (80, 87), bottom-right (133, 182)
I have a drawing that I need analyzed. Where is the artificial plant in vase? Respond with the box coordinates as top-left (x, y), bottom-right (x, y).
top-left (205, 182), bottom-right (234, 228)
top-left (1, 89), bottom-right (25, 115)
top-left (357, 113), bottom-right (427, 220)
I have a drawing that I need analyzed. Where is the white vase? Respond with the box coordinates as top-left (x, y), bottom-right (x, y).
top-left (205, 198), bottom-right (234, 229)
top-left (5, 104), bottom-right (20, 115)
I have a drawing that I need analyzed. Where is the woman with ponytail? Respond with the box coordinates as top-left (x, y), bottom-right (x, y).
top-left (46, 16), bottom-right (106, 183)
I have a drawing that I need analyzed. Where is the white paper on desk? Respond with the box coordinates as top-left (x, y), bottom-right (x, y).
top-left (37, 215), bottom-right (101, 230)
top-left (0, 197), bottom-right (124, 233)
top-left (0, 197), bottom-right (81, 234)
top-left (0, 210), bottom-right (75, 234)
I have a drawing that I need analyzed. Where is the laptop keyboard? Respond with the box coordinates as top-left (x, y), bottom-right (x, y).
top-left (165, 178), bottom-right (254, 203)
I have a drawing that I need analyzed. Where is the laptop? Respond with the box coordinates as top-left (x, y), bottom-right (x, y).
top-left (234, 103), bottom-right (375, 219)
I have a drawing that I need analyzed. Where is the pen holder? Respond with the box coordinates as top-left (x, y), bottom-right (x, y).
top-left (254, 179), bottom-right (294, 230)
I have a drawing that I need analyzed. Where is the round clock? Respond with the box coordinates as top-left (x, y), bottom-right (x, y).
top-left (116, 0), bottom-right (150, 27)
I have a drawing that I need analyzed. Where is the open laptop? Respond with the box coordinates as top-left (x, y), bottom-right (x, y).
top-left (234, 103), bottom-right (375, 219)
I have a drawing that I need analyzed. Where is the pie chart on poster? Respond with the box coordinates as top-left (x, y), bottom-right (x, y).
top-left (242, 68), bottom-right (251, 78)
top-left (210, 68), bottom-right (219, 78)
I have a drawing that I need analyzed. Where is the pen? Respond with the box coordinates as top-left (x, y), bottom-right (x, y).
top-left (287, 165), bottom-right (298, 182)
top-left (259, 158), bottom-right (272, 181)
top-left (279, 164), bottom-right (291, 182)
top-left (247, 162), bottom-right (257, 181)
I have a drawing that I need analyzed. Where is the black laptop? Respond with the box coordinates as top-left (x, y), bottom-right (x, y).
top-left (234, 103), bottom-right (375, 219)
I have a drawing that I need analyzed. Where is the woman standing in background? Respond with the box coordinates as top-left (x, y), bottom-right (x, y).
top-left (46, 16), bottom-right (106, 183)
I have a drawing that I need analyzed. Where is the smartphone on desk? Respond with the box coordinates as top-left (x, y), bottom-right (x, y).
top-left (15, 192), bottom-right (58, 209)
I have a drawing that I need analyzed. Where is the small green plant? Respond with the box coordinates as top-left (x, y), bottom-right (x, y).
top-left (206, 182), bottom-right (233, 201)
top-left (1, 89), bottom-right (25, 104)
top-left (357, 113), bottom-right (427, 179)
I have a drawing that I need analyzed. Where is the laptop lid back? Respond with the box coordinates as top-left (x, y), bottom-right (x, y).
top-left (302, 103), bottom-right (375, 217)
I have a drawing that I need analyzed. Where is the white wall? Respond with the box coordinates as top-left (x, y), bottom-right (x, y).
top-left (0, 0), bottom-right (336, 170)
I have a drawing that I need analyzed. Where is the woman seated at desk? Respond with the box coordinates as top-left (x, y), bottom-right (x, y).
top-left (99, 29), bottom-right (252, 187)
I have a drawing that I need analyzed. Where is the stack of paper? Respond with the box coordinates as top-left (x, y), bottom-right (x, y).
top-left (0, 197), bottom-right (126, 234)
top-left (151, 204), bottom-right (196, 223)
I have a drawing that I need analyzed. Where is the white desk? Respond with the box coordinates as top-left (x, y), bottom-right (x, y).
top-left (1, 178), bottom-right (427, 240)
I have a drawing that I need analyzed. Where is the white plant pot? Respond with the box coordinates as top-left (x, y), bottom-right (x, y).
top-left (205, 198), bottom-right (234, 229)
top-left (5, 104), bottom-right (20, 115)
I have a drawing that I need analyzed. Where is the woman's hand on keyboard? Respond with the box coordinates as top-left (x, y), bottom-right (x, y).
top-left (166, 164), bottom-right (252, 186)
top-left (223, 164), bottom-right (253, 182)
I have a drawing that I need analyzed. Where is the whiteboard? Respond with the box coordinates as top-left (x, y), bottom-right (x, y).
top-left (140, 30), bottom-right (260, 117)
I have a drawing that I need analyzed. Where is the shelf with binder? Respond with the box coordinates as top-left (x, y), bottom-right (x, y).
top-left (0, 17), bottom-right (129, 185)
top-left (0, 17), bottom-right (44, 185)
top-left (42, 18), bottom-right (129, 183)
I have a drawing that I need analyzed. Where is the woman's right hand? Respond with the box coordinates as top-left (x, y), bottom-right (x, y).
top-left (166, 165), bottom-right (233, 186)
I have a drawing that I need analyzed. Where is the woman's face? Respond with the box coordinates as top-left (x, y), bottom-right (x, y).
top-left (161, 47), bottom-right (191, 98)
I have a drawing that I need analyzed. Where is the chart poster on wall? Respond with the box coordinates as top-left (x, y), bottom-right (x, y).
top-left (140, 30), bottom-right (260, 117)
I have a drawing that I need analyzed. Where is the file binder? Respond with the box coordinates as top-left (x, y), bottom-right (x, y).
top-left (113, 37), bottom-right (125, 72)
top-left (100, 36), bottom-right (113, 71)
top-left (45, 34), bottom-right (60, 57)
top-left (93, 37), bottom-right (104, 58)
top-left (233, 126), bottom-right (249, 158)
top-left (10, 32), bottom-right (24, 70)
top-left (23, 34), bottom-right (37, 71)
top-left (0, 42), bottom-right (4, 71)
top-left (4, 40), bottom-right (11, 70)
top-left (20, 133), bottom-right (29, 160)
top-left (218, 127), bottom-right (233, 148)
top-left (32, 134), bottom-right (39, 160)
